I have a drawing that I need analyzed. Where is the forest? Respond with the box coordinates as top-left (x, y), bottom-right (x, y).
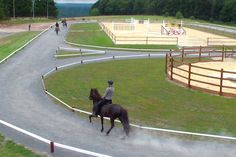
top-left (90, 0), bottom-right (236, 23)
top-left (56, 3), bottom-right (93, 18)
top-left (0, 0), bottom-right (58, 20)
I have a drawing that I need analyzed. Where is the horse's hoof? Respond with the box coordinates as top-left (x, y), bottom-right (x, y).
top-left (106, 132), bottom-right (109, 136)
top-left (101, 129), bottom-right (104, 132)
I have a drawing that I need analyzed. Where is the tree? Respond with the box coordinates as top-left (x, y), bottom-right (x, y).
top-left (133, 0), bottom-right (144, 14)
top-left (90, 0), bottom-right (235, 23)
top-left (0, 0), bottom-right (5, 19)
top-left (176, 11), bottom-right (183, 19)
top-left (90, 8), bottom-right (100, 16)
top-left (220, 0), bottom-right (236, 22)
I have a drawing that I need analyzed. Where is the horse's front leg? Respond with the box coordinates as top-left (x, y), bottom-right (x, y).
top-left (100, 116), bottom-right (104, 132)
top-left (106, 119), bottom-right (115, 135)
top-left (89, 114), bottom-right (95, 123)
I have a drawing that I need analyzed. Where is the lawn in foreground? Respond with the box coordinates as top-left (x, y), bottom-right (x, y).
top-left (0, 134), bottom-right (44, 157)
top-left (66, 23), bottom-right (177, 50)
top-left (0, 31), bottom-right (39, 61)
top-left (45, 58), bottom-right (236, 136)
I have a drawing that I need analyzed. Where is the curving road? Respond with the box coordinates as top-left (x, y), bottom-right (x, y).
top-left (0, 22), bottom-right (236, 157)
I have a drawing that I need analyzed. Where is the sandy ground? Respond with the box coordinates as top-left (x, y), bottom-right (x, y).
top-left (101, 22), bottom-right (236, 46)
top-left (171, 59), bottom-right (236, 95)
top-left (0, 22), bottom-right (54, 39)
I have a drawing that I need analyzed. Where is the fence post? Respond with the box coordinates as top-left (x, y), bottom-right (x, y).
top-left (207, 38), bottom-right (209, 46)
top-left (165, 53), bottom-right (168, 75)
top-left (170, 57), bottom-right (174, 80)
top-left (222, 45), bottom-right (225, 61)
top-left (219, 68), bottom-right (224, 96)
top-left (181, 47), bottom-right (184, 63)
top-left (199, 46), bottom-right (202, 62)
top-left (188, 63), bottom-right (192, 88)
top-left (146, 36), bottom-right (148, 45)
top-left (50, 141), bottom-right (54, 153)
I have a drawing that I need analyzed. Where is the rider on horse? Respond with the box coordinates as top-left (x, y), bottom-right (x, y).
top-left (94, 80), bottom-right (114, 116)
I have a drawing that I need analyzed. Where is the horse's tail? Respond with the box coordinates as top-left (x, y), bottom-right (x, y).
top-left (119, 109), bottom-right (130, 136)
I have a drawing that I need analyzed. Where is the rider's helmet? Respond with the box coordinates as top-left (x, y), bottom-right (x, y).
top-left (108, 80), bottom-right (114, 85)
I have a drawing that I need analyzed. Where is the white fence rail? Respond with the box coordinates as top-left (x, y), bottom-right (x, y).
top-left (0, 25), bottom-right (52, 64)
top-left (0, 120), bottom-right (111, 157)
top-left (42, 54), bottom-right (236, 141)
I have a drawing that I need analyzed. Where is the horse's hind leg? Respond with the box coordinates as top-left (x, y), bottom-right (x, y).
top-left (101, 116), bottom-right (104, 132)
top-left (106, 119), bottom-right (115, 135)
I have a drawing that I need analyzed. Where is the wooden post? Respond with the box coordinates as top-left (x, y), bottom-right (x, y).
top-left (222, 45), bottom-right (225, 61)
top-left (207, 38), bottom-right (209, 46)
top-left (170, 57), bottom-right (174, 80)
top-left (199, 46), bottom-right (202, 62)
top-left (219, 68), bottom-right (224, 96)
top-left (146, 36), bottom-right (148, 45)
top-left (50, 142), bottom-right (54, 153)
top-left (181, 47), bottom-right (184, 63)
top-left (188, 63), bottom-right (192, 88)
top-left (165, 53), bottom-right (168, 75)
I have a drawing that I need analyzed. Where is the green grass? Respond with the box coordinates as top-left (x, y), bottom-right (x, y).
top-left (45, 58), bottom-right (236, 136)
top-left (0, 18), bottom-right (55, 25)
top-left (66, 23), bottom-right (177, 50)
top-left (56, 50), bottom-right (104, 58)
top-left (0, 134), bottom-right (44, 157)
top-left (0, 31), bottom-right (39, 61)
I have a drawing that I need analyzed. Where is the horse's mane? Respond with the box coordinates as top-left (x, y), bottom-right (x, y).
top-left (93, 88), bottom-right (102, 100)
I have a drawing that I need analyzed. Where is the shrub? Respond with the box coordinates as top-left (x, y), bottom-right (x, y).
top-left (176, 11), bottom-right (183, 19)
top-left (164, 12), bottom-right (169, 17)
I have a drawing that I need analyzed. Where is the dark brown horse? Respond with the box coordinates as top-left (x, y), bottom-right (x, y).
top-left (89, 88), bottom-right (130, 136)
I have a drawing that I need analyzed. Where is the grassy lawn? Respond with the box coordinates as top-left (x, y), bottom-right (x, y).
top-left (45, 58), bottom-right (236, 136)
top-left (0, 31), bottom-right (39, 61)
top-left (56, 50), bottom-right (104, 59)
top-left (0, 18), bottom-right (55, 25)
top-left (66, 23), bottom-right (177, 50)
top-left (0, 134), bottom-right (44, 157)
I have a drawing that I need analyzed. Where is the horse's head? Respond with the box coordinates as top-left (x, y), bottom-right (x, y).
top-left (89, 88), bottom-right (102, 102)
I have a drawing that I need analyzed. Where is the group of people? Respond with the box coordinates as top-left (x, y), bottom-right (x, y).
top-left (54, 19), bottom-right (68, 35)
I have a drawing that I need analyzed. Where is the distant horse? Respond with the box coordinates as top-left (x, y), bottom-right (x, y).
top-left (89, 88), bottom-right (130, 136)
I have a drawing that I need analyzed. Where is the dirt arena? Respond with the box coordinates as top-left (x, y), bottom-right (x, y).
top-left (172, 59), bottom-right (236, 95)
top-left (0, 23), bottom-right (54, 39)
top-left (101, 21), bottom-right (236, 47)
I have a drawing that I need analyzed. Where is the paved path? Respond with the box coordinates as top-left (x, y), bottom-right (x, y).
top-left (0, 23), bottom-right (236, 157)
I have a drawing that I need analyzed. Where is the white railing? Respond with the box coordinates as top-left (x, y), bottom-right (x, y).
top-left (42, 54), bottom-right (236, 141)
top-left (0, 25), bottom-right (53, 64)
top-left (0, 120), bottom-right (111, 157)
top-left (55, 47), bottom-right (106, 58)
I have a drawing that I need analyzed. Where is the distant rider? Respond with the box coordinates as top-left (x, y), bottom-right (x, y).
top-left (55, 22), bottom-right (60, 35)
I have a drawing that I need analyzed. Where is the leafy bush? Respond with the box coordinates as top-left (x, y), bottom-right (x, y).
top-left (176, 11), bottom-right (183, 19)
top-left (90, 8), bottom-right (100, 16)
